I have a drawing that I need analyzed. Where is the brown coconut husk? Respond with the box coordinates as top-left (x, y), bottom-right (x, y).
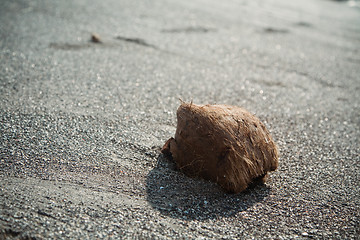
top-left (161, 102), bottom-right (279, 193)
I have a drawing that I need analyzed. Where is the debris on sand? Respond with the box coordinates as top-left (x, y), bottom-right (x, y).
top-left (162, 102), bottom-right (279, 193)
top-left (90, 33), bottom-right (102, 43)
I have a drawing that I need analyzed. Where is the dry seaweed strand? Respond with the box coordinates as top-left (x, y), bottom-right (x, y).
top-left (162, 102), bottom-right (279, 193)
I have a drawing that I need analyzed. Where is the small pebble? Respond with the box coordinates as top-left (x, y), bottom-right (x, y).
top-left (91, 33), bottom-right (102, 43)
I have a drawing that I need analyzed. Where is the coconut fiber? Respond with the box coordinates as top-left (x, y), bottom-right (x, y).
top-left (162, 103), bottom-right (279, 193)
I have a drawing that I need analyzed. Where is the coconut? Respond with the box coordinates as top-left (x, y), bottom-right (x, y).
top-left (161, 102), bottom-right (279, 193)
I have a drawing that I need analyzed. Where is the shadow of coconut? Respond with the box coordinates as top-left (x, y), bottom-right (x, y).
top-left (146, 154), bottom-right (271, 221)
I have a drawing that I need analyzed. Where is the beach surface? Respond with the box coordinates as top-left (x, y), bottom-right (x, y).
top-left (1, 0), bottom-right (359, 238)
